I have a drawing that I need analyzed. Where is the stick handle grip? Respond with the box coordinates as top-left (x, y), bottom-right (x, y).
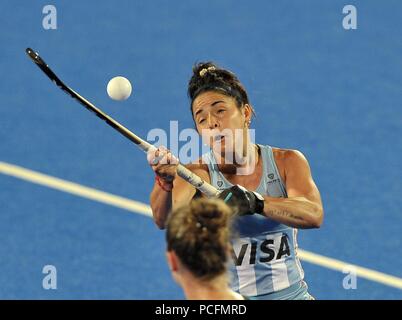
top-left (176, 164), bottom-right (220, 197)
top-left (143, 144), bottom-right (219, 198)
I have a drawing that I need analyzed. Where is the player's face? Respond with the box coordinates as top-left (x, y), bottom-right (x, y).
top-left (192, 91), bottom-right (248, 157)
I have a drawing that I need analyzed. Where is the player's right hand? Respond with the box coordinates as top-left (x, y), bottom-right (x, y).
top-left (147, 146), bottom-right (179, 186)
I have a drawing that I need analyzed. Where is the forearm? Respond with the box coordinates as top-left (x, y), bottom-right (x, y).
top-left (262, 196), bottom-right (323, 229)
top-left (150, 183), bottom-right (172, 229)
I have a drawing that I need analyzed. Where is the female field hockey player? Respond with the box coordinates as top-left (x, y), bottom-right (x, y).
top-left (148, 62), bottom-right (323, 300)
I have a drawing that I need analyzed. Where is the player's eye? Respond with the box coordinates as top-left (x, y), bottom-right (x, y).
top-left (198, 119), bottom-right (205, 124)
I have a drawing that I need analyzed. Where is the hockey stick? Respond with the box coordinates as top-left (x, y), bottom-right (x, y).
top-left (25, 48), bottom-right (219, 197)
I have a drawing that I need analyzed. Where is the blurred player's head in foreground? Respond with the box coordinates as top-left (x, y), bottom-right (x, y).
top-left (165, 198), bottom-right (244, 300)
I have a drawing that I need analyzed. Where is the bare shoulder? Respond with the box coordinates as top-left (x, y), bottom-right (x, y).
top-left (272, 147), bottom-right (308, 163)
top-left (271, 147), bottom-right (310, 182)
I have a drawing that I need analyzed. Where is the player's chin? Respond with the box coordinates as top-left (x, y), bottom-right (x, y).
top-left (213, 140), bottom-right (234, 156)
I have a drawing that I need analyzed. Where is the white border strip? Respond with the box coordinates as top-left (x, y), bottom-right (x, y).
top-left (1, 161), bottom-right (401, 290)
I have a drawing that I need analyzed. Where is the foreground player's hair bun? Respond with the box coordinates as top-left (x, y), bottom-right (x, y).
top-left (166, 198), bottom-right (233, 280)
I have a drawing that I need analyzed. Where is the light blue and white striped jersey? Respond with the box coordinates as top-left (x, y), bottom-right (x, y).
top-left (203, 144), bottom-right (305, 297)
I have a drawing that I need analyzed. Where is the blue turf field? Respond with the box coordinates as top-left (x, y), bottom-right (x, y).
top-left (0, 0), bottom-right (401, 299)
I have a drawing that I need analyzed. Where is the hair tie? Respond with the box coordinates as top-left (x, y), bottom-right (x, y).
top-left (196, 221), bottom-right (207, 233)
top-left (199, 66), bottom-right (216, 77)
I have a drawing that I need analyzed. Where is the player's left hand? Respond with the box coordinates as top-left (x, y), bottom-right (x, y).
top-left (217, 185), bottom-right (265, 216)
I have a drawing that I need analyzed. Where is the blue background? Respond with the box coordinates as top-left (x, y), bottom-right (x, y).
top-left (0, 0), bottom-right (401, 299)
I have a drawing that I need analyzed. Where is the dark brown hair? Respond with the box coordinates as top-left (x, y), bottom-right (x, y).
top-left (188, 62), bottom-right (251, 111)
top-left (166, 198), bottom-right (233, 281)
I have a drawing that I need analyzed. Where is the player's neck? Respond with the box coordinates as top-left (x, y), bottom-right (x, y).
top-left (238, 143), bottom-right (259, 174)
top-left (180, 274), bottom-right (243, 300)
top-left (214, 143), bottom-right (259, 175)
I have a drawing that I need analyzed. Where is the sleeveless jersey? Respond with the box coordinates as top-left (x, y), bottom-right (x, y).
top-left (203, 144), bottom-right (305, 296)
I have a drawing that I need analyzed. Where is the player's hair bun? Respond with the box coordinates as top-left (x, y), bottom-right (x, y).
top-left (188, 61), bottom-right (250, 111)
top-left (191, 199), bottom-right (229, 235)
top-left (166, 198), bottom-right (234, 280)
